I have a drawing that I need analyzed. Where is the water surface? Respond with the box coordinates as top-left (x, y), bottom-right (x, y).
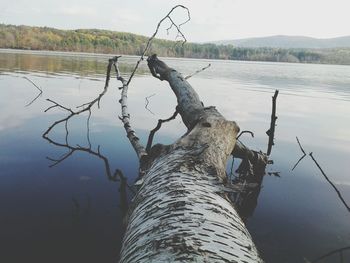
top-left (1, 49), bottom-right (350, 263)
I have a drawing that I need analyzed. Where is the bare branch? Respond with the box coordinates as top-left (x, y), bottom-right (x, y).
top-left (43, 58), bottom-right (115, 141)
top-left (309, 152), bottom-right (350, 212)
top-left (126, 5), bottom-right (190, 86)
top-left (185, 63), bottom-right (211, 79)
top-left (114, 57), bottom-right (147, 160)
top-left (146, 108), bottom-right (179, 153)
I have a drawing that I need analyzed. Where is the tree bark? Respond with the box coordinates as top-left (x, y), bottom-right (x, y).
top-left (119, 55), bottom-right (264, 263)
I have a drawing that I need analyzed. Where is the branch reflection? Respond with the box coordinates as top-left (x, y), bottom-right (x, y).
top-left (42, 120), bottom-right (134, 222)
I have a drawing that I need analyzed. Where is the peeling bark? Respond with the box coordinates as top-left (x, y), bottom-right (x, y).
top-left (119, 55), bottom-right (264, 262)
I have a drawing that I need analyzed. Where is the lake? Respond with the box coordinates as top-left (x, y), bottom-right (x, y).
top-left (1, 49), bottom-right (350, 263)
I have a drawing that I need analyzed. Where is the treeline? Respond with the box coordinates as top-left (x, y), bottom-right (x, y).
top-left (1, 24), bottom-right (350, 65)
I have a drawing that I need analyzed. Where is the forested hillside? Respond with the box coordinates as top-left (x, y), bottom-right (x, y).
top-left (1, 24), bottom-right (350, 65)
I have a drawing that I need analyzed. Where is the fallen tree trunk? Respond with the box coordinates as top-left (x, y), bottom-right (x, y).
top-left (119, 55), bottom-right (265, 263)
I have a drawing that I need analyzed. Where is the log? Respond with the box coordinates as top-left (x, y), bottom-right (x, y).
top-left (119, 55), bottom-right (264, 262)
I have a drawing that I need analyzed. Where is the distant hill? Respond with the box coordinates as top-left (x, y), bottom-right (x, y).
top-left (214, 35), bottom-right (350, 49)
top-left (1, 24), bottom-right (350, 65)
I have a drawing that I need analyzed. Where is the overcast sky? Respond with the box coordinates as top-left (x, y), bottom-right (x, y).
top-left (1, 0), bottom-right (349, 42)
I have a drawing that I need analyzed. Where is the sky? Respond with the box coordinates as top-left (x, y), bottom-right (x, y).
top-left (0, 0), bottom-right (349, 42)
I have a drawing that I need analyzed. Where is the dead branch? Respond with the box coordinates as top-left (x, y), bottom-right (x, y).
top-left (292, 136), bottom-right (307, 171)
top-left (126, 5), bottom-right (190, 86)
top-left (43, 57), bottom-right (115, 140)
top-left (146, 108), bottom-right (179, 153)
top-left (309, 152), bottom-right (350, 212)
top-left (43, 55), bottom-right (146, 162)
top-left (145, 93), bottom-right (156, 115)
top-left (266, 89), bottom-right (279, 155)
top-left (24, 76), bottom-right (43, 107)
top-left (114, 57), bottom-right (147, 160)
top-left (185, 63), bottom-right (211, 79)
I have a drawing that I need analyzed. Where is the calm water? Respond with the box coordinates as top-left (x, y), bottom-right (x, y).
top-left (1, 49), bottom-right (350, 263)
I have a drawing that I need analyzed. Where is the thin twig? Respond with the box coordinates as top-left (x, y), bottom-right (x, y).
top-left (146, 108), bottom-right (179, 153)
top-left (126, 5), bottom-right (190, 86)
top-left (236, 130), bottom-right (254, 140)
top-left (310, 152), bottom-right (350, 212)
top-left (185, 63), bottom-right (211, 79)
